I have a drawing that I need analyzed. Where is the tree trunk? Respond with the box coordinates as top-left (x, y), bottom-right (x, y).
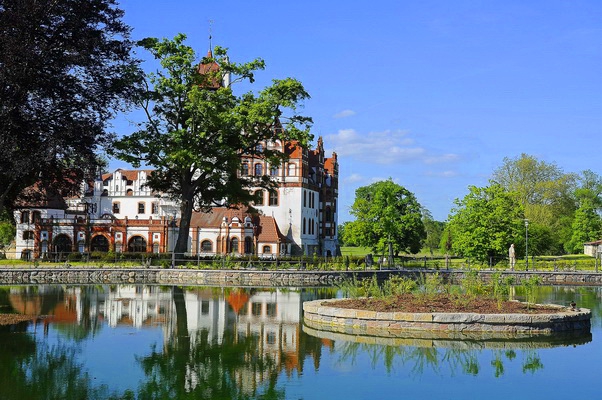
top-left (174, 191), bottom-right (194, 256)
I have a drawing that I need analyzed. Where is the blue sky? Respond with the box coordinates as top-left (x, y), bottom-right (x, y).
top-left (111, 0), bottom-right (602, 222)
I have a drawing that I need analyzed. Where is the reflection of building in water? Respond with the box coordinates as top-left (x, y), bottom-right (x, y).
top-left (10, 284), bottom-right (324, 395)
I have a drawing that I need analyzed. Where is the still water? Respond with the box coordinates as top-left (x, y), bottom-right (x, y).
top-left (0, 284), bottom-right (600, 400)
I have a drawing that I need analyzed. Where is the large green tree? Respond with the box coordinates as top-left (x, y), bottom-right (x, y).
top-left (343, 179), bottom-right (426, 263)
top-left (491, 154), bottom-right (577, 253)
top-left (567, 199), bottom-right (602, 253)
top-left (446, 184), bottom-right (524, 263)
top-left (112, 34), bottom-right (312, 255)
top-left (0, 0), bottom-right (139, 215)
top-left (422, 209), bottom-right (444, 256)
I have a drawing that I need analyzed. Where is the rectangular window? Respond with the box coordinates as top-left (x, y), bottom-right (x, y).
top-left (151, 202), bottom-right (159, 214)
top-left (112, 202), bottom-right (120, 213)
top-left (138, 202), bottom-right (145, 214)
top-left (269, 191), bottom-right (278, 206)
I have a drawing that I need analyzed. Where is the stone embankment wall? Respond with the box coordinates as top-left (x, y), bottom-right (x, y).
top-left (303, 299), bottom-right (592, 335)
top-left (0, 268), bottom-right (602, 286)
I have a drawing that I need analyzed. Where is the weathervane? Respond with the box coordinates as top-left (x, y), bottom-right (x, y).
top-left (208, 19), bottom-right (214, 51)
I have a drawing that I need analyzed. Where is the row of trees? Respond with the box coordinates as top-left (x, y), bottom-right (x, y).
top-left (444, 155), bottom-right (602, 262)
top-left (341, 155), bottom-right (602, 263)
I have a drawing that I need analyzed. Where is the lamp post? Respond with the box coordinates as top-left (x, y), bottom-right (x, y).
top-left (524, 219), bottom-right (529, 271)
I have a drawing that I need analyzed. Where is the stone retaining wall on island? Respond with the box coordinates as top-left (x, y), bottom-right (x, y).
top-left (0, 268), bottom-right (601, 287)
top-left (303, 299), bottom-right (592, 335)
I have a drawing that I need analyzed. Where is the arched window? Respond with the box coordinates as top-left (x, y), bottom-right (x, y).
top-left (263, 245), bottom-right (272, 254)
top-left (244, 237), bottom-right (253, 254)
top-left (325, 207), bottom-right (332, 222)
top-left (23, 231), bottom-right (34, 240)
top-left (54, 234), bottom-right (72, 254)
top-left (126, 189), bottom-right (134, 196)
top-left (241, 162), bottom-right (249, 176)
top-left (254, 163), bottom-right (263, 176)
top-left (230, 237), bottom-right (239, 254)
top-left (253, 190), bottom-right (264, 206)
top-left (91, 235), bottom-right (109, 252)
top-left (201, 240), bottom-right (212, 252)
top-left (128, 236), bottom-right (147, 252)
top-left (101, 189), bottom-right (109, 196)
top-left (20, 211), bottom-right (30, 224)
top-left (269, 191), bottom-right (278, 206)
top-left (303, 191), bottom-right (307, 207)
top-left (287, 164), bottom-right (296, 176)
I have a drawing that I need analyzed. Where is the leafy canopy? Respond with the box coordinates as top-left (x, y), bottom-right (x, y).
top-left (0, 0), bottom-right (139, 214)
top-left (446, 184), bottom-right (524, 262)
top-left (112, 34), bottom-right (312, 253)
top-left (343, 179), bottom-right (426, 256)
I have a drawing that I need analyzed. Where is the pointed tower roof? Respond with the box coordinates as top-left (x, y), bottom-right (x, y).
top-left (197, 49), bottom-right (221, 89)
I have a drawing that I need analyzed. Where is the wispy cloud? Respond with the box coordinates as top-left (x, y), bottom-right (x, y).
top-left (325, 129), bottom-right (424, 164)
top-left (343, 173), bottom-right (363, 184)
top-left (333, 109), bottom-right (356, 119)
top-left (424, 153), bottom-right (460, 164)
top-left (425, 170), bottom-right (459, 178)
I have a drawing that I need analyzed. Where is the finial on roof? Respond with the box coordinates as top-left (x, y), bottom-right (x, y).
top-left (208, 19), bottom-right (214, 56)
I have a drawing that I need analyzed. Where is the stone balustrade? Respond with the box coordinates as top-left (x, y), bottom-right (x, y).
top-left (0, 268), bottom-right (601, 287)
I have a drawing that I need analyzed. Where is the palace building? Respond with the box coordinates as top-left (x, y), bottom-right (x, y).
top-left (12, 45), bottom-right (339, 260)
top-left (13, 138), bottom-right (339, 260)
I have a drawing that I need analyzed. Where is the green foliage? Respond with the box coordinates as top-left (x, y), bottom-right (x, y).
top-left (112, 34), bottom-right (312, 254)
top-left (0, 0), bottom-right (140, 215)
top-left (520, 275), bottom-right (541, 309)
top-left (567, 198), bottom-right (602, 253)
top-left (447, 184), bottom-right (524, 262)
top-left (422, 209), bottom-right (445, 256)
top-left (491, 154), bottom-right (578, 254)
top-left (0, 219), bottom-right (15, 250)
top-left (344, 179), bottom-right (426, 260)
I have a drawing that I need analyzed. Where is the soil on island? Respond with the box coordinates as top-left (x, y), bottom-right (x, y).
top-left (327, 294), bottom-right (570, 314)
top-left (0, 314), bottom-right (40, 326)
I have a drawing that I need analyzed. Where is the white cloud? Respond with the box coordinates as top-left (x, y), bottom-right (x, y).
top-left (325, 129), bottom-right (424, 164)
top-left (424, 153), bottom-right (460, 164)
top-left (425, 170), bottom-right (458, 178)
top-left (343, 173), bottom-right (363, 184)
top-left (333, 109), bottom-right (356, 119)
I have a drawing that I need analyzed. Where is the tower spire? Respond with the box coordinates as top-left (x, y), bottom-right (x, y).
top-left (208, 19), bottom-right (214, 56)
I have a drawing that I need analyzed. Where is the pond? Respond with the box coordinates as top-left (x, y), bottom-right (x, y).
top-left (0, 284), bottom-right (600, 399)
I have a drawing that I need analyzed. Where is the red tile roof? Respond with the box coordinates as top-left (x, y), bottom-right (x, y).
top-left (190, 207), bottom-right (286, 243)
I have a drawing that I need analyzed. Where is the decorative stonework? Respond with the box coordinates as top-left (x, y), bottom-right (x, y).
top-left (302, 323), bottom-right (592, 349)
top-left (0, 268), bottom-right (601, 287)
top-left (0, 268), bottom-right (345, 287)
top-left (303, 298), bottom-right (591, 335)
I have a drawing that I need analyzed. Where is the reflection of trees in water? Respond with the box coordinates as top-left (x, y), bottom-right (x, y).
top-left (0, 336), bottom-right (127, 400)
top-left (335, 342), bottom-right (544, 378)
